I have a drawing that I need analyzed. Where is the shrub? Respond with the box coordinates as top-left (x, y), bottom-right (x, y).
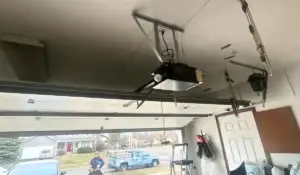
top-left (0, 138), bottom-right (20, 163)
top-left (77, 147), bottom-right (93, 154)
top-left (56, 150), bottom-right (66, 156)
top-left (95, 142), bottom-right (106, 152)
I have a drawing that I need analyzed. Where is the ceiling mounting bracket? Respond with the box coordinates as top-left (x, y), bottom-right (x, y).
top-left (132, 10), bottom-right (184, 63)
top-left (229, 60), bottom-right (268, 105)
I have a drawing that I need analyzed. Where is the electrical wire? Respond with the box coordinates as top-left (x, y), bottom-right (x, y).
top-left (180, 33), bottom-right (187, 61)
top-left (160, 31), bottom-right (175, 63)
top-left (181, 0), bottom-right (212, 28)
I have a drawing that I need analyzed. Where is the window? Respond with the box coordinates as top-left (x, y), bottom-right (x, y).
top-left (57, 142), bottom-right (65, 149)
top-left (134, 152), bottom-right (141, 157)
top-left (141, 152), bottom-right (149, 157)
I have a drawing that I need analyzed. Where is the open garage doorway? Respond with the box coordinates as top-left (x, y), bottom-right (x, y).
top-left (0, 91), bottom-right (249, 175)
top-left (0, 130), bottom-right (183, 175)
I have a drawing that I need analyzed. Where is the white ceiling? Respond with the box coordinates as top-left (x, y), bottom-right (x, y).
top-left (0, 0), bottom-right (299, 94)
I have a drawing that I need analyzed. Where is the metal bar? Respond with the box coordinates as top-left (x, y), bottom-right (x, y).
top-left (123, 100), bottom-right (136, 108)
top-left (0, 81), bottom-right (251, 106)
top-left (229, 60), bottom-right (267, 72)
top-left (133, 16), bottom-right (164, 63)
top-left (225, 71), bottom-right (239, 117)
top-left (133, 11), bottom-right (184, 33)
top-left (173, 143), bottom-right (188, 147)
top-left (239, 0), bottom-right (272, 76)
top-left (172, 30), bottom-right (180, 62)
top-left (134, 79), bottom-right (156, 93)
top-left (154, 23), bottom-right (162, 55)
top-left (136, 88), bottom-right (154, 109)
top-left (0, 111), bottom-right (209, 117)
top-left (0, 127), bottom-right (182, 137)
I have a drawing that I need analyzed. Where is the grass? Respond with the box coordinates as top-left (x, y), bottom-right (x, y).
top-left (57, 152), bottom-right (107, 168)
top-left (58, 153), bottom-right (177, 175)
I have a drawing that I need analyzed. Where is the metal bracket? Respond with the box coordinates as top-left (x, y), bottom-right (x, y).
top-left (229, 60), bottom-right (268, 104)
top-left (132, 11), bottom-right (184, 63)
top-left (229, 60), bottom-right (267, 73)
top-left (225, 71), bottom-right (239, 117)
top-left (123, 79), bottom-right (157, 109)
top-left (239, 0), bottom-right (272, 76)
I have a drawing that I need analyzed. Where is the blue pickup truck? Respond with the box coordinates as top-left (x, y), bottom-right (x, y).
top-left (108, 150), bottom-right (160, 171)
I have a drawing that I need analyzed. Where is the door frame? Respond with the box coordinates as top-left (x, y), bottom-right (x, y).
top-left (215, 108), bottom-right (267, 175)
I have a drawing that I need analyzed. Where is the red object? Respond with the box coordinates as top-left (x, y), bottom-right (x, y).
top-left (196, 134), bottom-right (213, 159)
top-left (196, 135), bottom-right (207, 143)
top-left (66, 143), bottom-right (72, 152)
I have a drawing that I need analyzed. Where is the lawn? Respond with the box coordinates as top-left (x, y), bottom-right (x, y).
top-left (57, 152), bottom-right (178, 175)
top-left (57, 152), bottom-right (107, 168)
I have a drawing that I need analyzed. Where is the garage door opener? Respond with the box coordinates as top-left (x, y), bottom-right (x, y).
top-left (128, 11), bottom-right (203, 108)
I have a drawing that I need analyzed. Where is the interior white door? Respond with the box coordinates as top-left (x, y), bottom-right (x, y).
top-left (218, 111), bottom-right (266, 171)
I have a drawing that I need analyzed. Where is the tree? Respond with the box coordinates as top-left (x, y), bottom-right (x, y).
top-left (0, 138), bottom-right (21, 163)
top-left (150, 131), bottom-right (179, 144)
top-left (132, 132), bottom-right (152, 141)
top-left (106, 133), bottom-right (121, 149)
top-left (95, 141), bottom-right (106, 152)
top-left (119, 134), bottom-right (129, 147)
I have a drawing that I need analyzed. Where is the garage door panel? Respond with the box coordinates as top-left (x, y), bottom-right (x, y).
top-left (0, 116), bottom-right (194, 132)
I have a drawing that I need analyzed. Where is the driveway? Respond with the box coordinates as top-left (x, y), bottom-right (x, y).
top-left (65, 166), bottom-right (171, 175)
top-left (65, 166), bottom-right (113, 175)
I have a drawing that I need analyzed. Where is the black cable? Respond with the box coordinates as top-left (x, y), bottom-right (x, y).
top-left (160, 31), bottom-right (175, 62)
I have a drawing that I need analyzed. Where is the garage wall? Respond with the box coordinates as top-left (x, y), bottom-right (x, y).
top-left (185, 116), bottom-right (227, 175)
top-left (204, 63), bottom-right (300, 167)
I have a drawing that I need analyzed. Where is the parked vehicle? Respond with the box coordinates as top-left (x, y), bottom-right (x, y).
top-left (108, 150), bottom-right (160, 171)
top-left (6, 159), bottom-right (66, 175)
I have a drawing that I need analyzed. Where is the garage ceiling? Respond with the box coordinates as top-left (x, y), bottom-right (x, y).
top-left (0, 0), bottom-right (299, 95)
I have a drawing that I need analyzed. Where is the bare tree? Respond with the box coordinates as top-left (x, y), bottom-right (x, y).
top-left (105, 133), bottom-right (121, 149)
top-left (150, 131), bottom-right (179, 144)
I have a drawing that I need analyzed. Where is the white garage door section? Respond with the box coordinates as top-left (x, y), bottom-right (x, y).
top-left (0, 116), bottom-right (194, 132)
top-left (218, 111), bottom-right (266, 171)
top-left (0, 92), bottom-right (234, 132)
